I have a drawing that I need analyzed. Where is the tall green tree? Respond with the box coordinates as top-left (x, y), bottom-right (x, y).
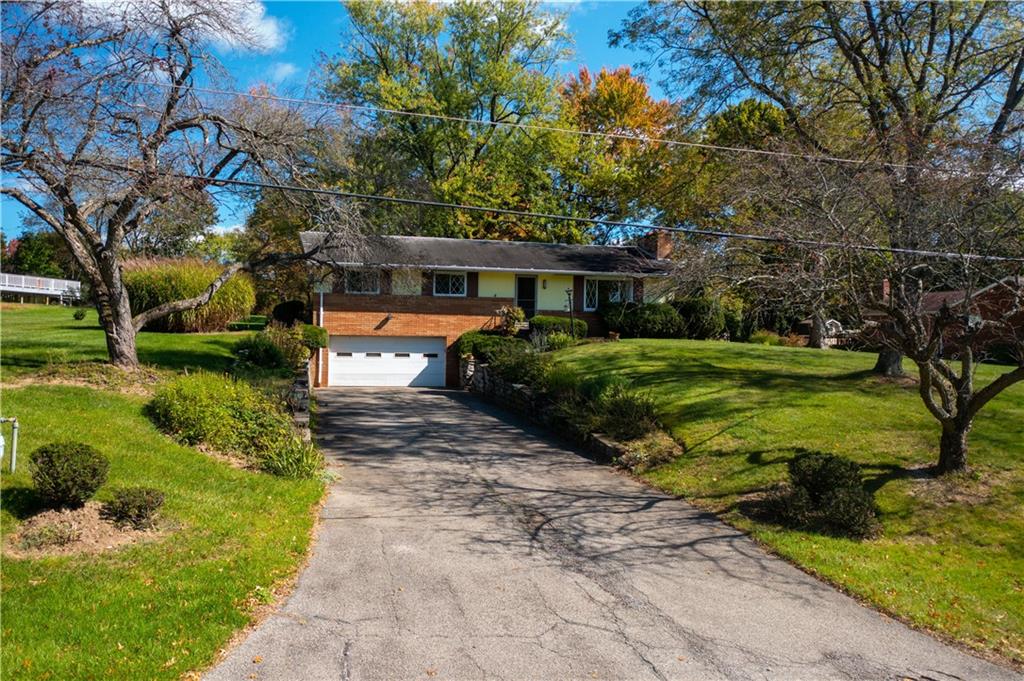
top-left (324, 0), bottom-right (581, 242)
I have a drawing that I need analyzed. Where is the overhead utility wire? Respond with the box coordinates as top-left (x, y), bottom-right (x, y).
top-left (120, 79), bottom-right (999, 174)
top-left (175, 172), bottom-right (1024, 263)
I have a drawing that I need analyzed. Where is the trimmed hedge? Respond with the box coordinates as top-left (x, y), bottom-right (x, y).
top-left (456, 330), bottom-right (529, 362)
top-left (301, 324), bottom-right (328, 351)
top-left (124, 259), bottom-right (256, 332)
top-left (602, 302), bottom-right (683, 338)
top-left (529, 315), bottom-right (588, 338)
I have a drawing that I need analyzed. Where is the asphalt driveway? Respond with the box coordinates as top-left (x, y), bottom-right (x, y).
top-left (207, 389), bottom-right (1018, 681)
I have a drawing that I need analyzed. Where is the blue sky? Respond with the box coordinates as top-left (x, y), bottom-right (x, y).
top-left (1, 1), bottom-right (659, 236)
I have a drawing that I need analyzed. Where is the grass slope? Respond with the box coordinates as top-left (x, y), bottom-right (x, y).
top-left (1, 304), bottom-right (241, 377)
top-left (558, 339), bottom-right (1024, 664)
top-left (1, 305), bottom-right (323, 679)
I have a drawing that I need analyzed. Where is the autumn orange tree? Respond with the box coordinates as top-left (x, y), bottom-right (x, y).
top-left (557, 67), bottom-right (675, 239)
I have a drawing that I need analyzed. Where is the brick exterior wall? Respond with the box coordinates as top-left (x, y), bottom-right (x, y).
top-left (314, 293), bottom-right (512, 387)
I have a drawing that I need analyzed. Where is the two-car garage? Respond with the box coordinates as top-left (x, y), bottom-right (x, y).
top-left (326, 336), bottom-right (447, 387)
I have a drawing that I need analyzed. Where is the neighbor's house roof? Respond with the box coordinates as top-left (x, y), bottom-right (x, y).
top-left (299, 232), bottom-right (673, 277)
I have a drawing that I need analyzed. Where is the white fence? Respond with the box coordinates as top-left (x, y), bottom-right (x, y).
top-left (0, 272), bottom-right (81, 299)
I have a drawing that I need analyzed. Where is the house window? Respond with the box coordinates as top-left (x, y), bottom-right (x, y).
top-left (583, 278), bottom-right (633, 311)
top-left (344, 268), bottom-right (380, 295)
top-left (433, 271), bottom-right (467, 297)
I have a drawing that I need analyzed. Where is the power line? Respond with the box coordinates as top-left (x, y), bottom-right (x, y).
top-left (119, 78), bottom-right (969, 174)
top-left (175, 172), bottom-right (1024, 263)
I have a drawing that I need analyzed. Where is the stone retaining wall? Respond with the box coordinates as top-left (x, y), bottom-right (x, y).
top-left (460, 358), bottom-right (625, 464)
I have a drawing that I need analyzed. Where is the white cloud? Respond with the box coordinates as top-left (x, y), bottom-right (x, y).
top-left (211, 222), bottom-right (244, 234)
top-left (268, 61), bottom-right (299, 83)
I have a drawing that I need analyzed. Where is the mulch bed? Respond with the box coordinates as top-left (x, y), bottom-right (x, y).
top-left (4, 501), bottom-right (163, 559)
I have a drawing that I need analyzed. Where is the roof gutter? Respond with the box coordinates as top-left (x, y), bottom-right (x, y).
top-left (309, 260), bottom-right (672, 278)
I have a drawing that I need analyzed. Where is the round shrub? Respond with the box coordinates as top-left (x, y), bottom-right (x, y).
top-left (29, 442), bottom-right (109, 509)
top-left (529, 315), bottom-right (588, 338)
top-left (822, 486), bottom-right (879, 538)
top-left (233, 333), bottom-right (287, 370)
top-left (102, 487), bottom-right (165, 529)
top-left (301, 324), bottom-right (328, 353)
top-left (124, 258), bottom-right (256, 332)
top-left (604, 302), bottom-right (684, 339)
top-left (488, 344), bottom-right (549, 385)
top-left (272, 300), bottom-right (306, 326)
top-left (788, 453), bottom-right (864, 506)
top-left (73, 308), bottom-right (86, 321)
top-left (672, 295), bottom-right (725, 339)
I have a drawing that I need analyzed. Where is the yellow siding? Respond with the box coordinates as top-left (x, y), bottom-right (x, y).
top-left (644, 277), bottom-right (674, 303)
top-left (537, 274), bottom-right (575, 311)
top-left (478, 271), bottom-right (514, 298)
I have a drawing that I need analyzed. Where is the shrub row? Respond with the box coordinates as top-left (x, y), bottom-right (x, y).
top-left (124, 259), bottom-right (256, 333)
top-left (529, 315), bottom-right (588, 338)
top-left (148, 372), bottom-right (323, 479)
top-left (456, 330), bottom-right (530, 362)
top-left (600, 295), bottom-right (747, 341)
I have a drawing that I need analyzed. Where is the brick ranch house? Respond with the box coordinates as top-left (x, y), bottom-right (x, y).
top-left (300, 232), bottom-right (674, 388)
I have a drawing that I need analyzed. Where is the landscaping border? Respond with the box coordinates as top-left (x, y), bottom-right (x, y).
top-left (460, 357), bottom-right (625, 464)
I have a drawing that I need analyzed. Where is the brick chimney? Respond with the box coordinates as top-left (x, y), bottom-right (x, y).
top-left (638, 230), bottom-right (673, 259)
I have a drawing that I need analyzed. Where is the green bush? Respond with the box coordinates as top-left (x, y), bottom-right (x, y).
top-left (720, 294), bottom-right (746, 341)
top-left (149, 373), bottom-right (323, 479)
top-left (772, 453), bottom-right (879, 538)
top-left (101, 487), bottom-right (165, 529)
top-left (577, 373), bottom-right (632, 403)
top-left (29, 442), bottom-right (109, 509)
top-left (263, 324), bottom-right (309, 370)
top-left (301, 324), bottom-right (328, 352)
top-left (603, 303), bottom-right (684, 339)
top-left (788, 453), bottom-right (864, 505)
top-left (456, 330), bottom-right (529, 362)
top-left (124, 258), bottom-right (256, 332)
top-left (544, 331), bottom-right (575, 351)
top-left (233, 333), bottom-right (287, 370)
top-left (597, 384), bottom-right (659, 440)
top-left (673, 295), bottom-right (726, 339)
top-left (749, 329), bottom-right (785, 346)
top-left (497, 305), bottom-right (526, 335)
top-left (488, 344), bottom-right (549, 385)
top-left (540, 363), bottom-right (581, 397)
top-left (255, 436), bottom-right (324, 479)
top-left (529, 315), bottom-right (588, 338)
top-left (227, 318), bottom-right (268, 331)
top-left (19, 520), bottom-right (81, 550)
top-left (72, 308), bottom-right (86, 321)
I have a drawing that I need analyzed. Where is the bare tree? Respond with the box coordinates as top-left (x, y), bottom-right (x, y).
top-left (732, 138), bottom-right (1024, 474)
top-left (1, 0), bottom-right (362, 369)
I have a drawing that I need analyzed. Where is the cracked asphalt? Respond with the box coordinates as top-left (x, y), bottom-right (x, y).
top-left (206, 389), bottom-right (1019, 681)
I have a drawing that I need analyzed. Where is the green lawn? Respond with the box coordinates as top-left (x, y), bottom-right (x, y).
top-left (557, 339), bottom-right (1024, 665)
top-left (1, 304), bottom-right (241, 377)
top-left (1, 305), bottom-right (324, 680)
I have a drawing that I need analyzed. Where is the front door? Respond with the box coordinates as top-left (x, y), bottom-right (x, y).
top-left (516, 276), bottom-right (537, 318)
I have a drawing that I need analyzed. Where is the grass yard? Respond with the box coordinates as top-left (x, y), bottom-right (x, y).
top-left (0, 305), bottom-right (324, 680)
top-left (1, 304), bottom-right (241, 377)
top-left (557, 339), bottom-right (1024, 665)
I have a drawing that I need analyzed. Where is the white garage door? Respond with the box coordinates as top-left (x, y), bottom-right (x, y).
top-left (328, 336), bottom-right (446, 387)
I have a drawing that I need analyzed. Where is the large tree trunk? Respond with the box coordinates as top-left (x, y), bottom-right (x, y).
top-left (808, 311), bottom-right (827, 349)
top-left (873, 349), bottom-right (905, 377)
top-left (95, 253), bottom-right (141, 370)
top-left (937, 420), bottom-right (971, 474)
top-left (105, 296), bottom-right (140, 370)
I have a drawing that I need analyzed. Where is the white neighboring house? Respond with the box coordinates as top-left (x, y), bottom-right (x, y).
top-left (0, 272), bottom-right (81, 305)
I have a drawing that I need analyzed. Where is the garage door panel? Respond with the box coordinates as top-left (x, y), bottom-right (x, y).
top-left (328, 336), bottom-right (445, 387)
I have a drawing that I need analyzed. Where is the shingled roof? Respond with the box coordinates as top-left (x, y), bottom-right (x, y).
top-left (299, 232), bottom-right (673, 277)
